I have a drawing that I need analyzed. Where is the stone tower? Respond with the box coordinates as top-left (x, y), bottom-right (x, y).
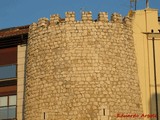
top-left (25, 12), bottom-right (143, 120)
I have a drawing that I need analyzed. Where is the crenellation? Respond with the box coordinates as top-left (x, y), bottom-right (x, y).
top-left (98, 12), bottom-right (108, 22)
top-left (37, 17), bottom-right (49, 27)
top-left (29, 22), bottom-right (37, 31)
top-left (33, 11), bottom-right (133, 29)
top-left (117, 13), bottom-right (122, 22)
top-left (123, 16), bottom-right (132, 26)
top-left (65, 12), bottom-right (75, 22)
top-left (111, 13), bottom-right (122, 23)
top-left (81, 11), bottom-right (92, 21)
top-left (50, 14), bottom-right (60, 26)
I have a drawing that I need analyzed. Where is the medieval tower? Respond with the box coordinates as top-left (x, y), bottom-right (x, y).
top-left (24, 12), bottom-right (143, 120)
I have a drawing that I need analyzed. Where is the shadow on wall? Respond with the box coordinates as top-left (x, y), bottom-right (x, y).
top-left (150, 93), bottom-right (160, 120)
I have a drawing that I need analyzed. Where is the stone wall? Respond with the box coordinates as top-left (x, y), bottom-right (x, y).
top-left (25, 11), bottom-right (143, 120)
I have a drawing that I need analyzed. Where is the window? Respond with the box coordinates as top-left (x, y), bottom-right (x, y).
top-left (0, 95), bottom-right (16, 120)
top-left (0, 65), bottom-right (17, 80)
top-left (0, 47), bottom-right (17, 80)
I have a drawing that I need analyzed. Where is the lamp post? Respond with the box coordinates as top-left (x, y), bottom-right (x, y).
top-left (144, 30), bottom-right (160, 120)
top-left (146, 0), bottom-right (149, 8)
top-left (151, 32), bottom-right (158, 120)
top-left (130, 0), bottom-right (137, 10)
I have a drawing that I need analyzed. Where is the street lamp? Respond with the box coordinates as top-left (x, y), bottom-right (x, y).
top-left (143, 30), bottom-right (160, 120)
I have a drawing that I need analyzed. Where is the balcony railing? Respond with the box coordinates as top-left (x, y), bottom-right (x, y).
top-left (0, 106), bottom-right (16, 120)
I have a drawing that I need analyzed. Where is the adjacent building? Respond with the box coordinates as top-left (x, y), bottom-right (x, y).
top-left (0, 25), bottom-right (29, 120)
top-left (132, 8), bottom-right (160, 118)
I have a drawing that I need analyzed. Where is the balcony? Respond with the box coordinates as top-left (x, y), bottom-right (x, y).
top-left (0, 95), bottom-right (17, 120)
top-left (0, 106), bottom-right (16, 119)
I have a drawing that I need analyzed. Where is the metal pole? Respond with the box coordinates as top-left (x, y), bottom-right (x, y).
top-left (130, 1), bottom-right (132, 10)
top-left (135, 0), bottom-right (137, 10)
top-left (152, 36), bottom-right (159, 120)
top-left (146, 0), bottom-right (149, 8)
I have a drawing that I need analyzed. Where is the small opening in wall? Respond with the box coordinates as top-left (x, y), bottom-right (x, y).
top-left (103, 108), bottom-right (105, 116)
top-left (44, 112), bottom-right (46, 120)
top-left (151, 29), bottom-right (154, 33)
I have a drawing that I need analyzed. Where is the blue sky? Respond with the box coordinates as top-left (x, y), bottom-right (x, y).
top-left (0, 0), bottom-right (159, 29)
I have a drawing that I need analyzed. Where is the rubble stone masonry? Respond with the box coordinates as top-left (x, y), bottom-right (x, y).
top-left (25, 12), bottom-right (143, 120)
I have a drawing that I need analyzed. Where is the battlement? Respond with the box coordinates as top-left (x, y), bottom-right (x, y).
top-left (65, 12), bottom-right (75, 22)
top-left (29, 11), bottom-right (132, 30)
top-left (98, 12), bottom-right (108, 22)
top-left (111, 13), bottom-right (122, 23)
top-left (82, 11), bottom-right (92, 21)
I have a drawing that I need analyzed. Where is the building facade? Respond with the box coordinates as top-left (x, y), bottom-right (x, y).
top-left (0, 26), bottom-right (28, 120)
top-left (132, 8), bottom-right (160, 119)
